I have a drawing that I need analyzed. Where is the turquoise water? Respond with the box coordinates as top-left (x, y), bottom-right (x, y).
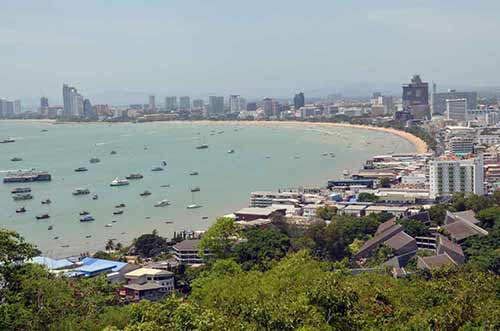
top-left (0, 121), bottom-right (414, 257)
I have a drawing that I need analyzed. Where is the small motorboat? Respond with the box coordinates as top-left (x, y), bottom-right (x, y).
top-left (165, 221), bottom-right (174, 224)
top-left (41, 129), bottom-right (48, 132)
top-left (85, 235), bottom-right (92, 238)
top-left (79, 211), bottom-right (89, 216)
top-left (112, 220), bottom-right (117, 223)
top-left (187, 204), bottom-right (202, 209)
top-left (145, 216), bottom-right (151, 220)
top-left (160, 184), bottom-right (170, 188)
top-left (161, 160), bottom-right (167, 166)
top-left (53, 236), bottom-right (59, 240)
top-left (189, 171), bottom-right (199, 176)
top-left (115, 203), bottom-right (126, 208)
top-left (89, 158), bottom-right (100, 164)
top-left (154, 199), bottom-right (170, 207)
top-left (151, 166), bottom-right (164, 172)
top-left (105, 224), bottom-right (113, 228)
top-left (92, 194), bottom-right (98, 200)
top-left (110, 178), bottom-right (129, 187)
top-left (48, 225), bottom-right (53, 231)
top-left (140, 190), bottom-right (152, 196)
top-left (113, 210), bottom-right (124, 215)
top-left (16, 207), bottom-right (26, 213)
top-left (36, 213), bottom-right (50, 220)
top-left (110, 150), bottom-right (117, 155)
top-left (190, 187), bottom-right (200, 192)
top-left (41, 198), bottom-right (51, 205)
top-left (202, 216), bottom-right (209, 220)
top-left (11, 157), bottom-right (23, 162)
top-left (80, 215), bottom-right (95, 222)
top-left (73, 188), bottom-right (90, 196)
top-left (74, 167), bottom-right (88, 172)
top-left (227, 149), bottom-right (235, 154)
top-left (126, 173), bottom-right (143, 180)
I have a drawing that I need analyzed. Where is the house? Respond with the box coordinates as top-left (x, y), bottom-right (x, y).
top-left (302, 204), bottom-right (322, 218)
top-left (356, 220), bottom-right (413, 259)
top-left (120, 268), bottom-right (175, 302)
top-left (436, 235), bottom-right (465, 265)
top-left (364, 205), bottom-right (410, 218)
top-left (31, 256), bottom-right (76, 271)
top-left (172, 239), bottom-right (210, 265)
top-left (234, 206), bottom-right (287, 221)
top-left (342, 204), bottom-right (368, 217)
top-left (442, 210), bottom-right (488, 243)
top-left (66, 257), bottom-right (129, 278)
top-left (385, 232), bottom-right (418, 256)
top-left (417, 253), bottom-right (457, 271)
top-left (235, 218), bottom-right (272, 229)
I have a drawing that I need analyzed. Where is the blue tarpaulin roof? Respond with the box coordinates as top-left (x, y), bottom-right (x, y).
top-left (31, 256), bottom-right (75, 270)
top-left (71, 257), bottom-right (127, 276)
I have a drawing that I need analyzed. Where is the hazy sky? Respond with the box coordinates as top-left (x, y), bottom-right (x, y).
top-left (1, 0), bottom-right (500, 103)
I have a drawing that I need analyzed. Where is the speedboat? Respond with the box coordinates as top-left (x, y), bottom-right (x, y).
top-left (16, 207), bottom-right (26, 213)
top-left (190, 187), bottom-right (200, 192)
top-left (161, 160), bottom-right (167, 166)
top-left (189, 171), bottom-right (199, 176)
top-left (92, 194), bottom-right (98, 200)
top-left (80, 215), bottom-right (95, 222)
top-left (110, 178), bottom-right (129, 187)
top-left (151, 166), bottom-right (164, 172)
top-left (115, 203), bottom-right (126, 208)
top-left (48, 225), bottom-right (53, 231)
top-left (0, 138), bottom-right (15, 144)
top-left (13, 193), bottom-right (33, 201)
top-left (41, 198), bottom-right (51, 205)
top-left (79, 211), bottom-right (89, 216)
top-left (105, 224), bottom-right (113, 227)
top-left (195, 144), bottom-right (208, 150)
top-left (126, 173), bottom-right (143, 180)
top-left (187, 204), bottom-right (202, 209)
top-left (11, 157), bottom-right (23, 162)
top-left (113, 210), bottom-right (124, 215)
top-left (202, 216), bottom-right (209, 220)
top-left (85, 235), bottom-right (92, 238)
top-left (227, 149), bottom-right (235, 154)
top-left (110, 150), bottom-right (117, 155)
top-left (140, 190), bottom-right (152, 196)
top-left (74, 167), bottom-right (88, 172)
top-left (165, 221), bottom-right (174, 224)
top-left (72, 188), bottom-right (90, 196)
top-left (154, 199), bottom-right (170, 207)
top-left (11, 187), bottom-right (31, 194)
top-left (89, 158), bottom-right (100, 163)
top-left (160, 184), bottom-right (170, 188)
top-left (36, 213), bottom-right (50, 220)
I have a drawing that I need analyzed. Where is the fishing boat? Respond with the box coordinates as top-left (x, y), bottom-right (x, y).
top-left (41, 198), bottom-right (51, 205)
top-left (165, 221), bottom-right (174, 224)
top-left (92, 194), bottom-right (98, 200)
top-left (154, 199), bottom-right (170, 207)
top-left (79, 211), bottom-right (90, 216)
top-left (74, 167), bottom-right (88, 172)
top-left (16, 207), bottom-right (26, 213)
top-left (113, 210), bottom-right (124, 215)
top-left (195, 136), bottom-right (208, 149)
top-left (41, 129), bottom-right (48, 132)
top-left (160, 184), bottom-right (170, 188)
top-left (48, 225), bottom-right (53, 231)
top-left (80, 215), bottom-right (95, 222)
top-left (89, 158), bottom-right (100, 163)
top-left (11, 187), bottom-right (31, 194)
top-left (187, 191), bottom-right (201, 209)
top-left (110, 150), bottom-right (117, 155)
top-left (161, 160), bottom-right (167, 166)
top-left (227, 149), bottom-right (235, 154)
top-left (72, 188), bottom-right (90, 196)
top-left (110, 178), bottom-right (129, 187)
top-left (189, 171), bottom-right (199, 176)
top-left (126, 173), bottom-right (143, 180)
top-left (0, 138), bottom-right (15, 144)
top-left (105, 224), bottom-right (113, 228)
top-left (115, 203), bottom-right (126, 208)
top-left (13, 193), bottom-right (33, 201)
top-left (151, 166), bottom-right (164, 171)
top-left (10, 157), bottom-right (23, 162)
top-left (190, 187), bottom-right (200, 192)
top-left (202, 216), bottom-right (209, 220)
top-left (140, 190), bottom-right (152, 196)
top-left (36, 213), bottom-right (50, 220)
top-left (85, 235), bottom-right (92, 238)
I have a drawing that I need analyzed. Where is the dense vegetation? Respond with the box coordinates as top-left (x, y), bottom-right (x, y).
top-left (1, 191), bottom-right (499, 330)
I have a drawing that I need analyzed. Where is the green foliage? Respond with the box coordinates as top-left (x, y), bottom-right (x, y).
top-left (234, 227), bottom-right (290, 271)
top-left (462, 229), bottom-right (500, 274)
top-left (0, 229), bottom-right (40, 268)
top-left (379, 177), bottom-right (391, 188)
top-left (429, 204), bottom-right (447, 225)
top-left (476, 206), bottom-right (500, 229)
top-left (134, 232), bottom-right (167, 258)
top-left (397, 218), bottom-right (430, 237)
top-left (316, 206), bottom-right (337, 220)
top-left (357, 192), bottom-right (379, 202)
top-left (199, 217), bottom-right (239, 259)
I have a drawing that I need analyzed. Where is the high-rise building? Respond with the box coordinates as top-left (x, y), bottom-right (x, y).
top-left (148, 95), bottom-right (156, 113)
top-left (446, 98), bottom-right (467, 122)
top-left (165, 96), bottom-right (177, 111)
top-left (62, 84), bottom-right (71, 117)
top-left (208, 96), bottom-right (224, 115)
top-left (63, 84), bottom-right (86, 118)
top-left (0, 99), bottom-right (14, 118)
top-left (429, 155), bottom-right (484, 199)
top-left (13, 100), bottom-right (21, 114)
top-left (293, 92), bottom-right (305, 110)
top-left (83, 99), bottom-right (95, 118)
top-left (40, 97), bottom-right (49, 108)
top-left (402, 75), bottom-right (430, 119)
top-left (432, 90), bottom-right (477, 115)
top-left (449, 136), bottom-right (475, 156)
top-left (246, 102), bottom-right (257, 111)
top-left (263, 98), bottom-right (277, 117)
top-left (179, 96), bottom-right (191, 111)
top-left (192, 99), bottom-right (204, 111)
top-left (229, 95), bottom-right (241, 113)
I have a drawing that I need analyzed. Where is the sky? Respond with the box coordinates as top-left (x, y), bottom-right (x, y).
top-left (1, 0), bottom-right (500, 104)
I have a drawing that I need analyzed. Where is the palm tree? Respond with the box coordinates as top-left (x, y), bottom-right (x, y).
top-left (152, 229), bottom-right (159, 236)
top-left (115, 242), bottom-right (123, 251)
top-left (105, 239), bottom-right (115, 251)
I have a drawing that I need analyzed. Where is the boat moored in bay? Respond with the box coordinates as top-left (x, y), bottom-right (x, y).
top-left (74, 167), bottom-right (88, 172)
top-left (11, 187), bottom-right (31, 194)
top-left (72, 188), bottom-right (90, 196)
top-left (110, 178), bottom-right (129, 187)
top-left (13, 193), bottom-right (33, 201)
top-left (126, 173), bottom-right (143, 180)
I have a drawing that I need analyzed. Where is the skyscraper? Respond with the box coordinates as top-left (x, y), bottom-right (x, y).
top-left (432, 90), bottom-right (477, 115)
top-left (62, 84), bottom-right (71, 117)
top-left (40, 97), bottom-right (49, 108)
top-left (293, 92), bottom-right (305, 109)
top-left (179, 96), bottom-right (191, 111)
top-left (192, 99), bottom-right (204, 111)
top-left (148, 95), bottom-right (156, 113)
top-left (446, 99), bottom-right (468, 122)
top-left (208, 96), bottom-right (224, 115)
top-left (165, 96), bottom-right (177, 111)
top-left (83, 99), bottom-right (94, 118)
top-left (13, 100), bottom-right (21, 114)
top-left (263, 98), bottom-right (277, 117)
top-left (402, 75), bottom-right (430, 119)
top-left (229, 95), bottom-right (241, 113)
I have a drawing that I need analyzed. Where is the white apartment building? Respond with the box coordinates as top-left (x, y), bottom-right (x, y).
top-left (446, 98), bottom-right (467, 122)
top-left (429, 155), bottom-right (484, 199)
top-left (449, 136), bottom-right (475, 155)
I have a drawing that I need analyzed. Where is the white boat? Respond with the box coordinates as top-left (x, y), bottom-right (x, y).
top-left (187, 204), bottom-right (202, 209)
top-left (110, 178), bottom-right (129, 187)
top-left (228, 149), bottom-right (235, 154)
top-left (154, 199), bottom-right (170, 207)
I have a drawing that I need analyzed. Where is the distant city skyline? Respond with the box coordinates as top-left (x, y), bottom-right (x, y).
top-left (2, 1), bottom-right (500, 105)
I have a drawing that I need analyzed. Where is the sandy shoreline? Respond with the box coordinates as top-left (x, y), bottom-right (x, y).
top-left (1, 119), bottom-right (428, 153)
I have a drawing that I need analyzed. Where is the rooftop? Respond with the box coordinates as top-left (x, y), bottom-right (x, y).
top-left (235, 206), bottom-right (286, 216)
top-left (123, 283), bottom-right (164, 291)
top-left (385, 232), bottom-right (415, 251)
top-left (125, 268), bottom-right (173, 278)
top-left (418, 254), bottom-right (456, 270)
top-left (31, 256), bottom-right (74, 270)
top-left (173, 239), bottom-right (201, 251)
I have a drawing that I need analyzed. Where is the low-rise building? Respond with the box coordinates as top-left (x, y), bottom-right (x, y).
top-left (172, 239), bottom-right (211, 265)
top-left (364, 205), bottom-right (410, 218)
top-left (120, 268), bottom-right (175, 302)
top-left (234, 206), bottom-right (287, 221)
